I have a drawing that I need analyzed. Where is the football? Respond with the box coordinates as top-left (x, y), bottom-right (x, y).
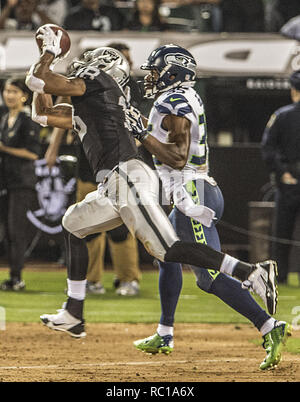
top-left (35, 24), bottom-right (71, 57)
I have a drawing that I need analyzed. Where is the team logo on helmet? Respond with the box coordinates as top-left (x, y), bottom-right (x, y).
top-left (101, 48), bottom-right (120, 62)
top-left (164, 53), bottom-right (196, 72)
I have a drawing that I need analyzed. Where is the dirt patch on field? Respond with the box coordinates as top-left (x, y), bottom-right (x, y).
top-left (0, 322), bottom-right (299, 383)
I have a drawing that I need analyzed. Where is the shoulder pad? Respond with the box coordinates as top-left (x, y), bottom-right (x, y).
top-left (154, 92), bottom-right (192, 117)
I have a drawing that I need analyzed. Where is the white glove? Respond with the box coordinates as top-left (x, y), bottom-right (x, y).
top-left (37, 26), bottom-right (62, 58)
top-left (125, 106), bottom-right (148, 142)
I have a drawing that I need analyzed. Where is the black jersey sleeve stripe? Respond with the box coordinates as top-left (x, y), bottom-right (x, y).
top-left (117, 166), bottom-right (170, 251)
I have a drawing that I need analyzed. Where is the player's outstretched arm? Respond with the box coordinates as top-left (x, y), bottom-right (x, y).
top-left (26, 52), bottom-right (85, 97)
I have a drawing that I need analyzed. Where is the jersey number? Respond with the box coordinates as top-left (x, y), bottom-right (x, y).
top-left (77, 66), bottom-right (101, 80)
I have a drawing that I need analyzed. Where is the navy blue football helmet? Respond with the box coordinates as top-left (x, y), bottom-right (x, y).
top-left (141, 44), bottom-right (197, 98)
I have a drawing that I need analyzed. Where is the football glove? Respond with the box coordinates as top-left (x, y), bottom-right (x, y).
top-left (36, 26), bottom-right (62, 58)
top-left (125, 106), bottom-right (149, 142)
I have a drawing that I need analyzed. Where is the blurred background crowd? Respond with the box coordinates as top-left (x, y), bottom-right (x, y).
top-left (0, 0), bottom-right (299, 34)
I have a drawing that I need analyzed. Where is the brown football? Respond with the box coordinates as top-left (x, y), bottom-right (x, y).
top-left (35, 24), bottom-right (71, 57)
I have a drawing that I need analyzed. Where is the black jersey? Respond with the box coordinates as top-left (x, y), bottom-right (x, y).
top-left (0, 106), bottom-right (41, 190)
top-left (71, 67), bottom-right (139, 181)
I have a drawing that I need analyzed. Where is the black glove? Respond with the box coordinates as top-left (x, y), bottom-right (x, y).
top-left (125, 106), bottom-right (149, 142)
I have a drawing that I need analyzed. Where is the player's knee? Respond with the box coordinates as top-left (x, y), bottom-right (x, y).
top-left (194, 267), bottom-right (219, 293)
top-left (61, 208), bottom-right (73, 234)
top-left (196, 279), bottom-right (213, 293)
top-left (62, 205), bottom-right (85, 239)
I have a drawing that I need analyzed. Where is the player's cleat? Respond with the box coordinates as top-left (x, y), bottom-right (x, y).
top-left (40, 309), bottom-right (86, 338)
top-left (86, 281), bottom-right (106, 295)
top-left (243, 260), bottom-right (278, 315)
top-left (134, 333), bottom-right (174, 354)
top-left (116, 280), bottom-right (139, 296)
top-left (260, 321), bottom-right (292, 370)
top-left (0, 279), bottom-right (25, 291)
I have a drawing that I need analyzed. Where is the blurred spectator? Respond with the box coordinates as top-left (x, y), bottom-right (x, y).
top-left (265, 0), bottom-right (300, 32)
top-left (221, 0), bottom-right (265, 32)
top-left (191, 0), bottom-right (222, 32)
top-left (63, 0), bottom-right (123, 31)
top-left (33, 0), bottom-right (69, 27)
top-left (0, 0), bottom-right (66, 30)
top-left (161, 0), bottom-right (222, 32)
top-left (126, 0), bottom-right (168, 31)
top-left (0, 78), bottom-right (41, 291)
top-left (261, 70), bottom-right (300, 284)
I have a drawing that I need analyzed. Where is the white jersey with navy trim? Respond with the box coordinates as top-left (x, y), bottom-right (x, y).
top-left (148, 87), bottom-right (213, 190)
top-left (147, 86), bottom-right (216, 226)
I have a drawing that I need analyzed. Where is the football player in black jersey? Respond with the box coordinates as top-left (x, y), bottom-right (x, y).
top-left (26, 26), bottom-right (277, 338)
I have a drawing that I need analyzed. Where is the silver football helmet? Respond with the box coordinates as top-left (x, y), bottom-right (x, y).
top-left (68, 47), bottom-right (130, 87)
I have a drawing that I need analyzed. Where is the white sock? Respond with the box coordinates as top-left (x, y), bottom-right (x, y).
top-left (67, 279), bottom-right (87, 301)
top-left (260, 318), bottom-right (276, 336)
top-left (157, 324), bottom-right (173, 337)
top-left (220, 254), bottom-right (240, 276)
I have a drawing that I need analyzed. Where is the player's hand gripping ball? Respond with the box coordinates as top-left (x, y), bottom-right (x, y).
top-left (35, 24), bottom-right (71, 58)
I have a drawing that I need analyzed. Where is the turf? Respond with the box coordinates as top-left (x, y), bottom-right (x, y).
top-left (0, 268), bottom-right (299, 328)
top-left (0, 267), bottom-right (299, 355)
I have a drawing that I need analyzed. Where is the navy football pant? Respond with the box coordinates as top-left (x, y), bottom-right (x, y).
top-left (158, 179), bottom-right (270, 330)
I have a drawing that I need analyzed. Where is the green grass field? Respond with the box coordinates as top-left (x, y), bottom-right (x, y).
top-left (0, 268), bottom-right (299, 353)
top-left (0, 267), bottom-right (299, 324)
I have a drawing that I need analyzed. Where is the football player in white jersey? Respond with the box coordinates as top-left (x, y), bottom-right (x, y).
top-left (127, 44), bottom-right (290, 370)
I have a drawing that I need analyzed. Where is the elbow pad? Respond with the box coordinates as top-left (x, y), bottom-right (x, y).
top-left (25, 64), bottom-right (45, 94)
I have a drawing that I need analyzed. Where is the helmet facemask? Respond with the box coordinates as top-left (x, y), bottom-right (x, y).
top-left (143, 68), bottom-right (160, 98)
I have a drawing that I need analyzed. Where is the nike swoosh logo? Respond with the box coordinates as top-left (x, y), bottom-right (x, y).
top-left (170, 97), bottom-right (183, 102)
